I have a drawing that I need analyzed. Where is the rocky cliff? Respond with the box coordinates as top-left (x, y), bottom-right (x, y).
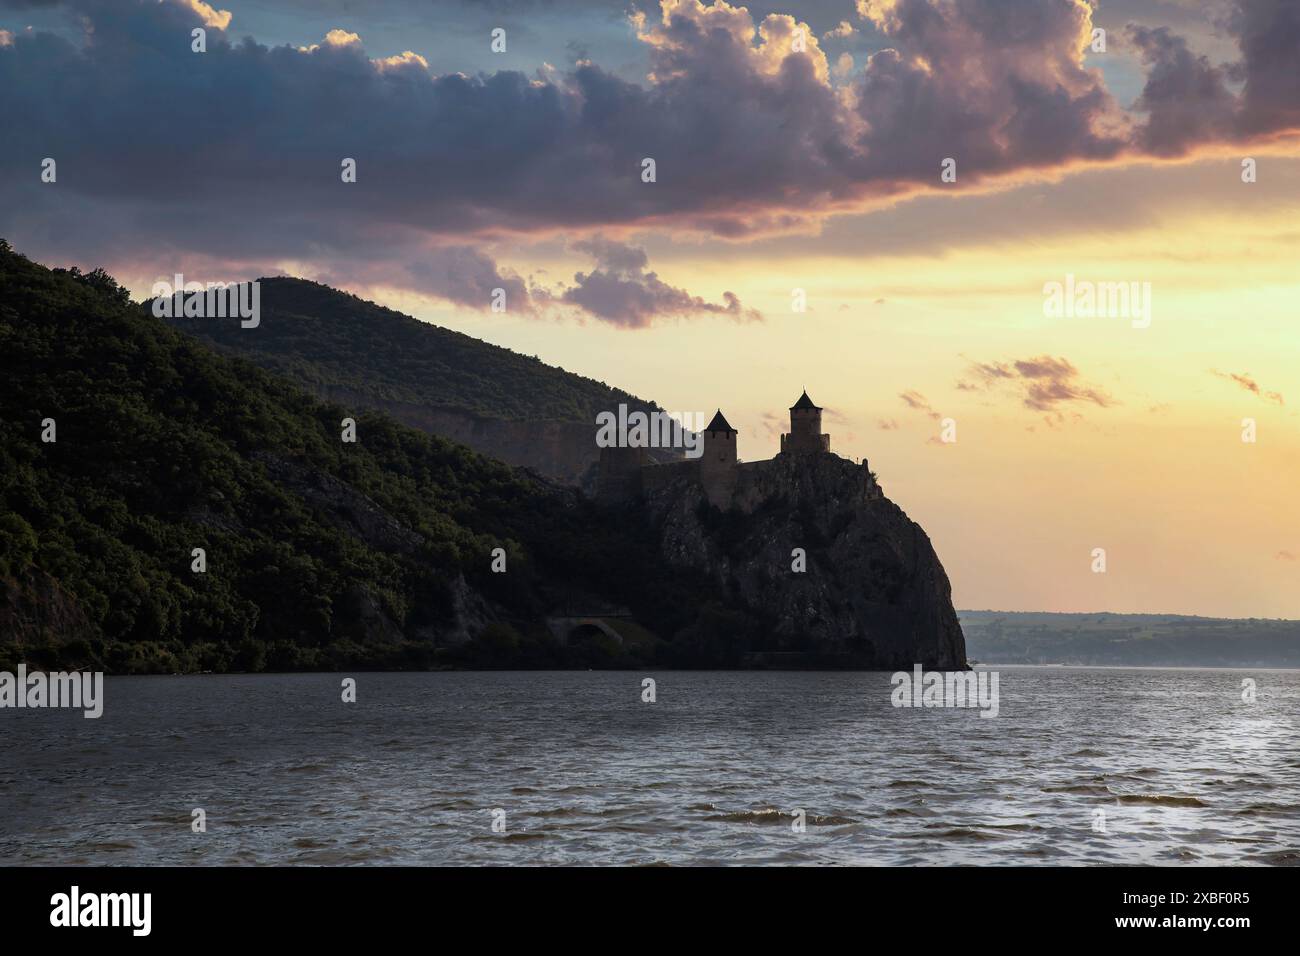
top-left (640, 452), bottom-right (967, 670)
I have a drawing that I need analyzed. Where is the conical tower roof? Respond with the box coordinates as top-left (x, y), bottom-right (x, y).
top-left (790, 390), bottom-right (820, 411)
top-left (705, 409), bottom-right (736, 434)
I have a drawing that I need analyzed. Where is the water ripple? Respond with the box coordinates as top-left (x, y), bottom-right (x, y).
top-left (1, 667), bottom-right (1297, 865)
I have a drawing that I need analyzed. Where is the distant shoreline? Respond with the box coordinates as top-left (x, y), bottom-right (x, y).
top-left (958, 610), bottom-right (1300, 669)
top-left (10, 663), bottom-right (1296, 678)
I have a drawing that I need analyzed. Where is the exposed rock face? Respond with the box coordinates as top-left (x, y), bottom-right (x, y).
top-left (304, 386), bottom-right (682, 489)
top-left (641, 452), bottom-right (967, 670)
top-left (440, 572), bottom-right (499, 647)
top-left (0, 569), bottom-right (98, 649)
top-left (252, 451), bottom-right (424, 556)
top-left (309, 386), bottom-right (606, 486)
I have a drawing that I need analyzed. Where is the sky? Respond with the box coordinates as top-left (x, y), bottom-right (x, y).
top-left (2, 0), bottom-right (1298, 617)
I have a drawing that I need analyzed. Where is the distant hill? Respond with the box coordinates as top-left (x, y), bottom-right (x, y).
top-left (165, 277), bottom-right (667, 485)
top-left (0, 241), bottom-right (719, 673)
top-left (959, 610), bottom-right (1300, 668)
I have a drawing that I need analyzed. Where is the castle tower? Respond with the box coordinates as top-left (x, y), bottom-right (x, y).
top-left (781, 390), bottom-right (830, 454)
top-left (701, 409), bottom-right (738, 506)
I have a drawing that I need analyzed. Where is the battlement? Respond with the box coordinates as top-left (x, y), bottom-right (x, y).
top-left (780, 432), bottom-right (830, 453)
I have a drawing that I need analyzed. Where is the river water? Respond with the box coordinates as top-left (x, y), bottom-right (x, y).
top-left (2, 667), bottom-right (1297, 865)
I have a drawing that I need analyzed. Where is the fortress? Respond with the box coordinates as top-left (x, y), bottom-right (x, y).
top-left (597, 390), bottom-right (883, 507)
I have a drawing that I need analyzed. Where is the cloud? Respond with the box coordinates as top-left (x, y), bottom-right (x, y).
top-left (877, 418), bottom-right (900, 430)
top-left (1128, 25), bottom-right (1238, 155)
top-left (899, 390), bottom-right (940, 419)
top-left (1210, 369), bottom-right (1285, 405)
top-left (964, 360), bottom-right (1016, 382)
top-left (964, 355), bottom-right (1115, 412)
top-left (1128, 0), bottom-right (1300, 155)
top-left (264, 238), bottom-right (533, 314)
top-left (558, 238), bottom-right (760, 327)
top-left (1, 0), bottom-right (1298, 304)
top-left (302, 235), bottom-right (748, 325)
top-left (186, 0), bottom-right (231, 30)
top-left (1226, 0), bottom-right (1300, 137)
top-left (831, 50), bottom-right (854, 81)
top-left (851, 0), bottom-right (1128, 182)
top-left (1276, 550), bottom-right (1296, 561)
top-left (396, 246), bottom-right (531, 312)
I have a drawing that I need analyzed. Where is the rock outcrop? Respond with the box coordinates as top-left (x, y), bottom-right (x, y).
top-left (639, 452), bottom-right (967, 670)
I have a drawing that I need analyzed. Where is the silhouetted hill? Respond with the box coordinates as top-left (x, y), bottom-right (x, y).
top-left (0, 241), bottom-right (713, 673)
top-left (166, 277), bottom-right (666, 484)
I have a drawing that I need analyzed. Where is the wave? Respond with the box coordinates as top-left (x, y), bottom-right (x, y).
top-left (703, 808), bottom-right (855, 826)
top-left (1117, 794), bottom-right (1207, 807)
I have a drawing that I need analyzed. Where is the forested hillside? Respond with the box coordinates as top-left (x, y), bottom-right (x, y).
top-left (168, 276), bottom-right (656, 423)
top-left (0, 241), bottom-right (720, 673)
